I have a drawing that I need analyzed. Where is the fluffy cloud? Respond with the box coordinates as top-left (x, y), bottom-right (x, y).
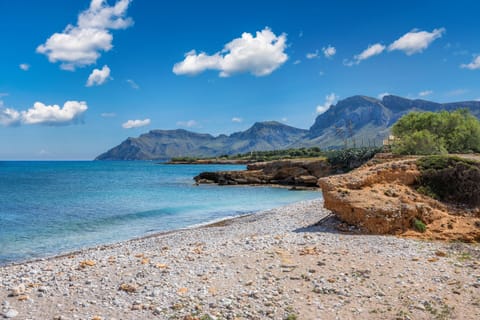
top-left (22, 101), bottom-right (88, 125)
top-left (388, 28), bottom-right (445, 55)
top-left (418, 90), bottom-right (433, 97)
top-left (231, 117), bottom-right (243, 123)
top-left (126, 79), bottom-right (139, 89)
top-left (86, 65), bottom-right (111, 86)
top-left (0, 107), bottom-right (21, 126)
top-left (293, 60), bottom-right (301, 65)
top-left (173, 27), bottom-right (288, 77)
top-left (461, 55), bottom-right (480, 70)
top-left (1, 101), bottom-right (88, 126)
top-left (322, 45), bottom-right (336, 58)
top-left (306, 50), bottom-right (319, 59)
top-left (176, 120), bottom-right (198, 128)
top-left (37, 0), bottom-right (133, 70)
top-left (352, 43), bottom-right (386, 65)
top-left (77, 0), bottom-right (133, 30)
top-left (316, 93), bottom-right (338, 114)
top-left (122, 118), bottom-right (151, 129)
top-left (19, 63), bottom-right (30, 71)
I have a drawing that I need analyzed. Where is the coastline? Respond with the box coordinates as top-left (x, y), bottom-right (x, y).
top-left (1, 199), bottom-right (479, 319)
top-left (0, 209), bottom-right (260, 269)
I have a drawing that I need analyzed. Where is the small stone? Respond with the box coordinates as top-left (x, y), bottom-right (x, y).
top-left (435, 251), bottom-right (447, 257)
top-left (3, 309), bottom-right (19, 318)
top-left (8, 284), bottom-right (25, 297)
top-left (119, 283), bottom-right (137, 293)
top-left (177, 287), bottom-right (188, 295)
top-left (38, 286), bottom-right (48, 293)
top-left (415, 304), bottom-right (426, 311)
top-left (16, 295), bottom-right (29, 302)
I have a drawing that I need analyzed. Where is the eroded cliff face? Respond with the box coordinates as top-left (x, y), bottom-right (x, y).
top-left (195, 159), bottom-right (334, 187)
top-left (318, 154), bottom-right (480, 242)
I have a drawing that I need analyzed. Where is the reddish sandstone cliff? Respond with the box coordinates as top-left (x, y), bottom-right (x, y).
top-left (318, 155), bottom-right (480, 242)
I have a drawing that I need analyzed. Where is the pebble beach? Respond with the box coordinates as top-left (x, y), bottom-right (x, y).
top-left (1, 199), bottom-right (479, 319)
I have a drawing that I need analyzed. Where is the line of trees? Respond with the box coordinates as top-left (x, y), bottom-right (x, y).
top-left (391, 109), bottom-right (480, 155)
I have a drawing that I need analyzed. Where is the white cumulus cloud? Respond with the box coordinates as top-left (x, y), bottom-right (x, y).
top-left (22, 101), bottom-right (88, 125)
top-left (37, 0), bottom-right (133, 70)
top-left (356, 43), bottom-right (386, 61)
top-left (418, 90), bottom-right (433, 97)
top-left (461, 55), bottom-right (480, 70)
top-left (122, 118), bottom-right (151, 129)
top-left (86, 65), bottom-right (111, 86)
top-left (1, 101), bottom-right (88, 126)
top-left (19, 63), bottom-right (30, 71)
top-left (231, 117), bottom-right (243, 123)
top-left (0, 107), bottom-right (21, 126)
top-left (316, 93), bottom-right (338, 114)
top-left (346, 43), bottom-right (386, 66)
top-left (322, 45), bottom-right (336, 58)
top-left (388, 28), bottom-right (445, 55)
top-left (173, 27), bottom-right (288, 77)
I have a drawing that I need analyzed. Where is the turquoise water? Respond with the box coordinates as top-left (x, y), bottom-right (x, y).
top-left (0, 161), bottom-right (320, 265)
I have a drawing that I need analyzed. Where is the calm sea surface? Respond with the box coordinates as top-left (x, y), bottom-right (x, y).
top-left (0, 161), bottom-right (320, 265)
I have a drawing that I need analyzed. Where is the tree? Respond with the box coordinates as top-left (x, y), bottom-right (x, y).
top-left (392, 109), bottom-right (480, 155)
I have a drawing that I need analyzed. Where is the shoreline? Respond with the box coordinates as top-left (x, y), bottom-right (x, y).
top-left (0, 209), bottom-right (262, 269)
top-left (1, 198), bottom-right (479, 319)
top-left (0, 196), bottom-right (317, 268)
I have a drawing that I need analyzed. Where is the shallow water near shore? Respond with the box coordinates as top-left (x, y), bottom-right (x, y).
top-left (0, 161), bottom-right (320, 265)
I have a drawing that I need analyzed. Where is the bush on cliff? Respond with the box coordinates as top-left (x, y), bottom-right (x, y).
top-left (326, 147), bottom-right (383, 171)
top-left (392, 109), bottom-right (480, 155)
top-left (417, 155), bottom-right (480, 206)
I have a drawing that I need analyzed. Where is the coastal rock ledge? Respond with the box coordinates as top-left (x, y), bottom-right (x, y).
top-left (318, 154), bottom-right (480, 242)
top-left (194, 159), bottom-right (334, 187)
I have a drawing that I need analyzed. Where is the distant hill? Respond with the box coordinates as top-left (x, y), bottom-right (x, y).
top-left (302, 95), bottom-right (480, 148)
top-left (96, 95), bottom-right (480, 160)
top-left (96, 121), bottom-right (307, 160)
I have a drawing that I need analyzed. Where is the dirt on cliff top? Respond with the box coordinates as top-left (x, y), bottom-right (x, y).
top-left (318, 153), bottom-right (480, 243)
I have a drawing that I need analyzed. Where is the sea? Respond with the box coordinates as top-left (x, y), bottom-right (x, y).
top-left (0, 161), bottom-right (320, 265)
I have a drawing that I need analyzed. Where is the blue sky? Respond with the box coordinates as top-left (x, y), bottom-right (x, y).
top-left (1, 0), bottom-right (479, 160)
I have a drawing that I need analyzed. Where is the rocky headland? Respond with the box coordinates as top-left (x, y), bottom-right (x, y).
top-left (318, 153), bottom-right (480, 242)
top-left (195, 152), bottom-right (480, 243)
top-left (194, 158), bottom-right (334, 188)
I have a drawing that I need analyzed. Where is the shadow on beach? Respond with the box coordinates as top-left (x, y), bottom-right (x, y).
top-left (293, 213), bottom-right (364, 235)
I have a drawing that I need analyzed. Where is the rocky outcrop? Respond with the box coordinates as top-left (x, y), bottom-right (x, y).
top-left (195, 159), bottom-right (334, 188)
top-left (318, 154), bottom-right (480, 242)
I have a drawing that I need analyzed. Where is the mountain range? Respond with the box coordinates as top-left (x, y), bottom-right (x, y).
top-left (96, 95), bottom-right (480, 160)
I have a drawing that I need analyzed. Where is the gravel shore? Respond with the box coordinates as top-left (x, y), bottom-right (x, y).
top-left (1, 199), bottom-right (479, 319)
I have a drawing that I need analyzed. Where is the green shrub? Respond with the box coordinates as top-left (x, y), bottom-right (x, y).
top-left (417, 155), bottom-right (480, 206)
top-left (412, 218), bottom-right (427, 232)
top-left (326, 147), bottom-right (383, 171)
top-left (392, 109), bottom-right (480, 155)
top-left (392, 130), bottom-right (447, 155)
